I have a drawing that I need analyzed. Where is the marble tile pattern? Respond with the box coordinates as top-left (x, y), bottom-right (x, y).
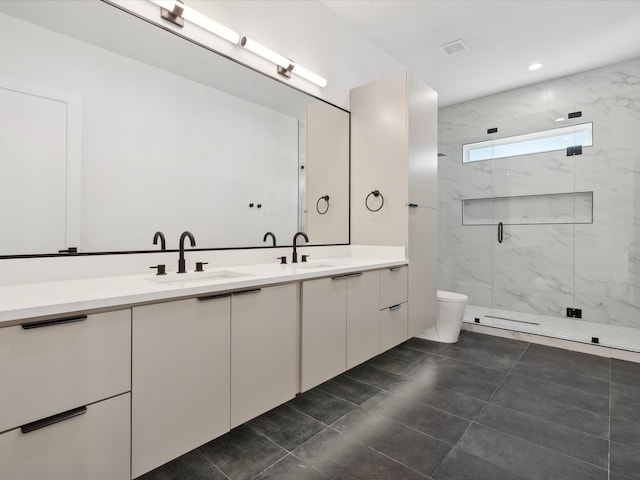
top-left (138, 333), bottom-right (639, 480)
top-left (438, 57), bottom-right (640, 343)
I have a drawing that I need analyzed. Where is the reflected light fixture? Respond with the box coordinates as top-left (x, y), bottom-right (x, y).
top-left (150, 0), bottom-right (240, 44)
top-left (241, 36), bottom-right (327, 88)
top-left (528, 62), bottom-right (543, 71)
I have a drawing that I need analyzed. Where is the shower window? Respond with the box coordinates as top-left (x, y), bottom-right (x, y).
top-left (463, 122), bottom-right (592, 163)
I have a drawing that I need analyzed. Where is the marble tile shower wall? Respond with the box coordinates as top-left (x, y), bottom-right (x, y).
top-left (438, 58), bottom-right (640, 331)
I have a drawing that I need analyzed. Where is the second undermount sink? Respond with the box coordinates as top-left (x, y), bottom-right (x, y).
top-left (294, 262), bottom-right (339, 269)
top-left (150, 270), bottom-right (251, 284)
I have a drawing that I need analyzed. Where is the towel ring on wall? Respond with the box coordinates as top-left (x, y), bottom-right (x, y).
top-left (365, 190), bottom-right (384, 212)
top-left (316, 195), bottom-right (330, 215)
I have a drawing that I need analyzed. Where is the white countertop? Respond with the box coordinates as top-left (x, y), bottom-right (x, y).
top-left (0, 257), bottom-right (407, 325)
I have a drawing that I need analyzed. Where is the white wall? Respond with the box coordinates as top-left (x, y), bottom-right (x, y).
top-left (112, 0), bottom-right (405, 109)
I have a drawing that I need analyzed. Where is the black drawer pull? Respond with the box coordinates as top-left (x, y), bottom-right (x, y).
top-left (389, 266), bottom-right (402, 272)
top-left (21, 315), bottom-right (87, 330)
top-left (197, 293), bottom-right (231, 301)
top-left (389, 304), bottom-right (402, 311)
top-left (21, 406), bottom-right (87, 434)
top-left (233, 288), bottom-right (262, 296)
top-left (331, 272), bottom-right (363, 280)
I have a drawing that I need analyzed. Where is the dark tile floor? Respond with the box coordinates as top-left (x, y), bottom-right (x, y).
top-left (139, 331), bottom-right (640, 480)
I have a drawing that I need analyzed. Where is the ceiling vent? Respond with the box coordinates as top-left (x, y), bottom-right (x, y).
top-left (440, 39), bottom-right (468, 56)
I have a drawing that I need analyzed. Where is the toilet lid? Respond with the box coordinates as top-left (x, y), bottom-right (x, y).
top-left (437, 290), bottom-right (468, 303)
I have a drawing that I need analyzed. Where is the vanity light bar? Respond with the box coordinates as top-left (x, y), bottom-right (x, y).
top-left (150, 0), bottom-right (240, 45)
top-left (291, 62), bottom-right (328, 88)
top-left (240, 37), bottom-right (291, 70)
top-left (241, 36), bottom-right (327, 88)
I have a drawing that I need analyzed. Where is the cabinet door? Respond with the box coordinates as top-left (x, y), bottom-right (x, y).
top-left (301, 276), bottom-right (347, 392)
top-left (0, 393), bottom-right (130, 480)
top-left (379, 265), bottom-right (408, 309)
top-left (408, 206), bottom-right (437, 336)
top-left (346, 271), bottom-right (381, 369)
top-left (132, 297), bottom-right (231, 478)
top-left (0, 309), bottom-right (130, 433)
top-left (231, 284), bottom-right (298, 428)
top-left (408, 72), bottom-right (438, 209)
top-left (350, 71), bottom-right (409, 247)
top-left (380, 302), bottom-right (409, 352)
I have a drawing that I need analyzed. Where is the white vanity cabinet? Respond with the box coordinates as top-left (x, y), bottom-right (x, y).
top-left (0, 310), bottom-right (131, 480)
top-left (231, 284), bottom-right (298, 428)
top-left (131, 296), bottom-right (231, 479)
top-left (0, 393), bottom-right (131, 480)
top-left (346, 271), bottom-right (381, 369)
top-left (301, 270), bottom-right (380, 391)
top-left (379, 265), bottom-right (409, 351)
top-left (0, 310), bottom-right (131, 433)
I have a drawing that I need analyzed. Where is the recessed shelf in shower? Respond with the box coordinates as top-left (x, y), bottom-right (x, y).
top-left (462, 191), bottom-right (593, 226)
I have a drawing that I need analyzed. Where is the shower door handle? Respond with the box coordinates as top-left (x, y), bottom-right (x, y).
top-left (498, 222), bottom-right (503, 244)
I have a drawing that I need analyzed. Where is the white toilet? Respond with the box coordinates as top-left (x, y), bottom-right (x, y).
top-left (418, 290), bottom-right (468, 343)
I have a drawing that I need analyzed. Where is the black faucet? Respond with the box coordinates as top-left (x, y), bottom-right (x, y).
top-left (263, 231), bottom-right (277, 247)
top-left (153, 231), bottom-right (166, 250)
top-left (291, 231), bottom-right (309, 263)
top-left (178, 231), bottom-right (196, 273)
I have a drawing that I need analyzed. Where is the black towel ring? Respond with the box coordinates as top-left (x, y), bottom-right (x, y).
top-left (365, 190), bottom-right (384, 212)
top-left (316, 195), bottom-right (330, 215)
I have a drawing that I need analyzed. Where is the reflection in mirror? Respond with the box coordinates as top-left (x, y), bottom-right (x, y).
top-left (0, 0), bottom-right (349, 256)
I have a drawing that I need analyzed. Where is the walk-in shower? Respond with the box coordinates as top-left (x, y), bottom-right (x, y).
top-left (437, 57), bottom-right (640, 353)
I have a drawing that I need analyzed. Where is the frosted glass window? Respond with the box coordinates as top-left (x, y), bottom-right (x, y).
top-left (463, 122), bottom-right (592, 163)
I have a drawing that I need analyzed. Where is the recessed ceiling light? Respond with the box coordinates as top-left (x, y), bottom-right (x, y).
top-left (555, 117), bottom-right (565, 122)
top-left (528, 62), bottom-right (543, 71)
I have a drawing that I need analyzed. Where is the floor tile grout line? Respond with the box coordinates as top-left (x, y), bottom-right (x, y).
top-left (467, 341), bottom-right (610, 474)
top-left (507, 367), bottom-right (611, 399)
top-left (194, 447), bottom-right (231, 480)
top-left (433, 338), bottom-right (535, 480)
top-left (462, 416), bottom-right (611, 473)
top-left (243, 422), bottom-right (335, 479)
top-left (331, 424), bottom-right (433, 478)
top-left (478, 399), bottom-right (611, 442)
top-left (343, 373), bottom-right (488, 425)
top-left (287, 452), bottom-right (332, 479)
top-left (284, 400), bottom-right (355, 431)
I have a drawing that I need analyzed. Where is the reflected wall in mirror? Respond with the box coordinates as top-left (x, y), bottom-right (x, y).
top-left (0, 0), bottom-right (349, 256)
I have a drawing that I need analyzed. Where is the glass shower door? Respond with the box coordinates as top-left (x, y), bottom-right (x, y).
top-left (488, 116), bottom-right (579, 337)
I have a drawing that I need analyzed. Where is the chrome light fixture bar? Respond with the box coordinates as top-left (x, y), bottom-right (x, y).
top-left (241, 36), bottom-right (327, 88)
top-left (150, 0), bottom-right (240, 45)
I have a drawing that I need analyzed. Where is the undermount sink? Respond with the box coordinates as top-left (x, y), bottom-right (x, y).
top-left (150, 270), bottom-right (250, 284)
top-left (294, 262), bottom-right (339, 269)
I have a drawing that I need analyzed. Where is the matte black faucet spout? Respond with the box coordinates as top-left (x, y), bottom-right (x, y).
top-left (291, 231), bottom-right (309, 263)
top-left (153, 231), bottom-right (166, 250)
top-left (263, 231), bottom-right (277, 247)
top-left (178, 231), bottom-right (196, 273)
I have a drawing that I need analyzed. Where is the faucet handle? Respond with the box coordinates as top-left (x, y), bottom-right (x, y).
top-left (150, 264), bottom-right (167, 276)
top-left (301, 254), bottom-right (310, 263)
top-left (277, 256), bottom-right (287, 265)
top-left (195, 262), bottom-right (208, 272)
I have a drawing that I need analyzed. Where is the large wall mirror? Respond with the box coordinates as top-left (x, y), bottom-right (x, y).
top-left (0, 0), bottom-right (349, 256)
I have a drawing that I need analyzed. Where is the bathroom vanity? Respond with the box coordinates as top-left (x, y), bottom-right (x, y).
top-left (0, 257), bottom-right (408, 479)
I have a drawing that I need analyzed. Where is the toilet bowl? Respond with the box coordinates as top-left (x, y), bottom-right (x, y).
top-left (417, 290), bottom-right (468, 343)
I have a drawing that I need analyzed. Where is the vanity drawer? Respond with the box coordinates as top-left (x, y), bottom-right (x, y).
top-left (0, 393), bottom-right (130, 480)
top-left (379, 302), bottom-right (408, 352)
top-left (379, 265), bottom-right (408, 309)
top-left (0, 309), bottom-right (131, 433)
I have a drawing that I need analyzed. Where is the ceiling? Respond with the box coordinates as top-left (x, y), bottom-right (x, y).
top-left (321, 0), bottom-right (640, 106)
